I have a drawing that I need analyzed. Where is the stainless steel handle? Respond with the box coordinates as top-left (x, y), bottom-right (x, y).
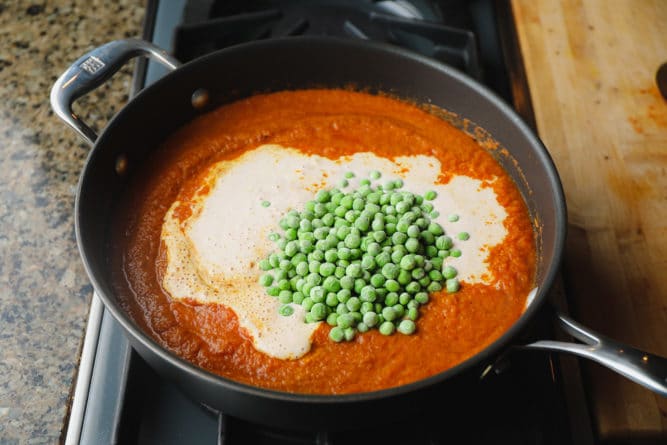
top-left (50, 39), bottom-right (181, 146)
top-left (524, 312), bottom-right (667, 397)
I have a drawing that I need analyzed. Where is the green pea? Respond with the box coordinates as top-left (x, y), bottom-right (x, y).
top-left (392, 304), bottom-right (405, 318)
top-left (292, 292), bottom-right (305, 304)
top-left (406, 225), bottom-right (420, 238)
top-left (302, 297), bottom-right (314, 311)
top-left (344, 327), bottom-right (356, 341)
top-left (429, 270), bottom-right (443, 281)
top-left (278, 290), bottom-right (293, 304)
top-left (411, 268), bottom-right (425, 280)
top-left (356, 322), bottom-right (369, 333)
top-left (384, 292), bottom-right (399, 306)
top-left (399, 292), bottom-right (411, 305)
top-left (259, 274), bottom-right (273, 287)
top-left (405, 238), bottom-right (419, 253)
top-left (346, 297), bottom-right (361, 312)
top-left (329, 326), bottom-right (344, 342)
top-left (333, 289), bottom-right (349, 305)
top-left (379, 263), bottom-right (398, 280)
top-left (420, 231), bottom-right (435, 245)
top-left (446, 278), bottom-right (460, 293)
top-left (424, 190), bottom-right (437, 201)
top-left (379, 321), bottom-right (395, 336)
top-left (390, 249), bottom-right (405, 264)
top-left (397, 269), bottom-right (412, 285)
top-left (443, 265), bottom-right (458, 279)
top-left (415, 292), bottom-right (429, 304)
top-left (370, 274), bottom-right (386, 287)
top-left (428, 222), bottom-right (444, 236)
top-left (384, 279), bottom-right (399, 293)
top-left (326, 312), bottom-right (339, 326)
top-left (399, 254), bottom-right (416, 270)
top-left (258, 259), bottom-right (272, 271)
top-left (435, 236), bottom-right (453, 250)
top-left (448, 214), bottom-right (459, 222)
top-left (279, 305), bottom-right (294, 316)
top-left (396, 220), bottom-right (409, 233)
top-left (450, 248), bottom-right (462, 258)
top-left (285, 229), bottom-right (298, 241)
top-left (363, 312), bottom-right (378, 327)
top-left (277, 279), bottom-right (291, 291)
top-left (457, 232), bottom-right (470, 241)
top-left (427, 281), bottom-right (442, 292)
top-left (339, 276), bottom-right (354, 290)
top-left (397, 201), bottom-right (412, 214)
top-left (421, 246), bottom-right (435, 259)
top-left (430, 257), bottom-right (444, 271)
top-left (354, 215), bottom-right (370, 231)
top-left (354, 278), bottom-right (366, 294)
top-left (274, 269), bottom-right (287, 281)
top-left (310, 303), bottom-right (327, 320)
top-left (345, 263), bottom-right (362, 278)
top-left (375, 251), bottom-right (391, 267)
top-left (337, 313), bottom-right (354, 329)
top-left (361, 255), bottom-right (376, 270)
top-left (370, 170), bottom-right (381, 180)
top-left (315, 190), bottom-right (330, 203)
top-left (294, 262), bottom-right (308, 277)
top-left (406, 281), bottom-right (421, 294)
top-left (305, 273), bottom-right (321, 285)
top-left (381, 307), bottom-right (397, 322)
top-left (325, 291), bottom-right (339, 306)
top-left (308, 260), bottom-right (321, 274)
top-left (344, 233), bottom-right (361, 249)
top-left (407, 307), bottom-right (419, 321)
top-left (320, 262), bottom-right (334, 277)
top-left (310, 286), bottom-right (325, 303)
top-left (397, 319), bottom-right (416, 335)
top-left (360, 286), bottom-right (377, 303)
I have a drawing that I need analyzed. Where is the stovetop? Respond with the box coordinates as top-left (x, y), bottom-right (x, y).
top-left (65, 1), bottom-right (578, 443)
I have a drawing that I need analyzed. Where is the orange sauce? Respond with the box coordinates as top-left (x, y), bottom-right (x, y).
top-left (111, 89), bottom-right (535, 394)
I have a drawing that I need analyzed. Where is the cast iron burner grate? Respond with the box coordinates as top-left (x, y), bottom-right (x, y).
top-left (173, 0), bottom-right (482, 79)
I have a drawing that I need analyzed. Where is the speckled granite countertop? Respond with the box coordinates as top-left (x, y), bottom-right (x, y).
top-left (0, 1), bottom-right (144, 442)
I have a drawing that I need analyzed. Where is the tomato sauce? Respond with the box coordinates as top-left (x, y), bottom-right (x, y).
top-left (111, 89), bottom-right (536, 394)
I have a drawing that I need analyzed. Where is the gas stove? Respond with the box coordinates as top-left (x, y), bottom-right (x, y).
top-left (65, 1), bottom-right (580, 443)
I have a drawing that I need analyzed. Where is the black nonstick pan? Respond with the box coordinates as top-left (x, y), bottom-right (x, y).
top-left (51, 37), bottom-right (667, 430)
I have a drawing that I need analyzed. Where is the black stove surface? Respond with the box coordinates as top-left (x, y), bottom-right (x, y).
top-left (71, 1), bottom-right (574, 443)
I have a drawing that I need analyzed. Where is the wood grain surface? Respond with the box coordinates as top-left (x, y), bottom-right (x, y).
top-left (511, 0), bottom-right (667, 441)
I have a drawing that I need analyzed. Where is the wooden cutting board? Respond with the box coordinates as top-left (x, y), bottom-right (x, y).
top-left (511, 0), bottom-right (667, 441)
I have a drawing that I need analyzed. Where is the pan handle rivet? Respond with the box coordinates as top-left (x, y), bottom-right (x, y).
top-left (115, 154), bottom-right (128, 175)
top-left (192, 88), bottom-right (210, 109)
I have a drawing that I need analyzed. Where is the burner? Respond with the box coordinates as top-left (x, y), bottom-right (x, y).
top-left (173, 0), bottom-right (482, 79)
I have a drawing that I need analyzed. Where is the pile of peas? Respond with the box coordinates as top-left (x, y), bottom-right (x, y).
top-left (258, 171), bottom-right (466, 342)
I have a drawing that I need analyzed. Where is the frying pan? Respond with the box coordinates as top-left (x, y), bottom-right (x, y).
top-left (51, 38), bottom-right (667, 430)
